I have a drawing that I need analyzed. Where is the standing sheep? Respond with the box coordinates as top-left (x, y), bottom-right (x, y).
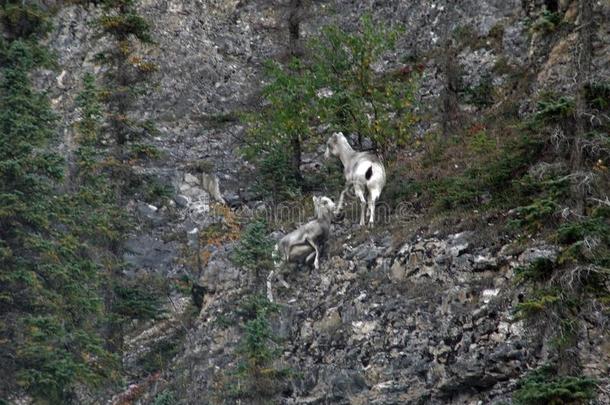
top-left (325, 132), bottom-right (386, 226)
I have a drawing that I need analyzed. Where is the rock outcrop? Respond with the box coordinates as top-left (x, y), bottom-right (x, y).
top-left (170, 222), bottom-right (609, 404)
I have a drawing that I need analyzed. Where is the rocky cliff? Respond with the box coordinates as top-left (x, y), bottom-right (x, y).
top-left (15, 0), bottom-right (610, 403)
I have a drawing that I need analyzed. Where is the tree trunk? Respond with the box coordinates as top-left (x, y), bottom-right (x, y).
top-left (288, 0), bottom-right (302, 58)
top-left (288, 0), bottom-right (304, 182)
top-left (440, 45), bottom-right (460, 138)
top-left (439, 1), bottom-right (460, 139)
top-left (290, 133), bottom-right (303, 182)
top-left (570, 0), bottom-right (593, 216)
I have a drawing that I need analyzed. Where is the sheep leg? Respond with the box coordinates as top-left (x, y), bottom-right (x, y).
top-left (272, 243), bottom-right (282, 268)
top-left (336, 186), bottom-right (349, 213)
top-left (368, 187), bottom-right (381, 227)
top-left (276, 272), bottom-right (290, 289)
top-left (266, 270), bottom-right (275, 302)
top-left (336, 181), bottom-right (354, 214)
top-left (306, 237), bottom-right (320, 269)
top-left (354, 184), bottom-right (367, 226)
top-left (305, 251), bottom-right (316, 264)
top-left (276, 239), bottom-right (292, 264)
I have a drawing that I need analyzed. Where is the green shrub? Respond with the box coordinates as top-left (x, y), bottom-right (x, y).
top-left (237, 294), bottom-right (279, 321)
top-left (97, 12), bottom-right (152, 43)
top-left (513, 365), bottom-right (597, 404)
top-left (468, 129), bottom-right (496, 155)
top-left (584, 82), bottom-right (610, 111)
top-left (462, 75), bottom-right (495, 108)
top-left (515, 258), bottom-right (556, 283)
top-left (128, 173), bottom-right (173, 205)
top-left (557, 213), bottom-right (610, 267)
top-left (515, 291), bottom-right (560, 318)
top-left (493, 56), bottom-right (513, 75)
top-left (476, 134), bottom-right (545, 192)
top-left (140, 119), bottom-right (161, 136)
top-left (0, 2), bottom-right (162, 401)
top-left (232, 218), bottom-right (274, 273)
top-left (557, 216), bottom-right (609, 246)
top-left (421, 132), bottom-right (545, 212)
top-left (138, 338), bottom-right (180, 374)
top-left (533, 94), bottom-right (575, 125)
top-left (229, 294), bottom-right (288, 400)
top-left (531, 10), bottom-right (562, 33)
top-left (241, 58), bottom-right (314, 200)
top-left (0, 3), bottom-right (51, 38)
top-left (253, 138), bottom-right (303, 200)
top-left (303, 160), bottom-right (345, 196)
top-left (309, 15), bottom-right (417, 154)
top-left (381, 131), bottom-right (546, 213)
top-left (510, 197), bottom-right (559, 231)
top-left (508, 171), bottom-right (572, 231)
top-left (153, 389), bottom-right (177, 405)
top-left (430, 176), bottom-right (480, 210)
top-left (75, 73), bottom-right (103, 144)
top-left (452, 25), bottom-right (480, 48)
top-left (15, 313), bottom-right (117, 395)
top-left (129, 143), bottom-right (162, 160)
top-left (112, 277), bottom-right (166, 321)
top-left (240, 308), bottom-right (277, 368)
top-left (380, 164), bottom-right (424, 209)
top-left (95, 0), bottom-right (156, 145)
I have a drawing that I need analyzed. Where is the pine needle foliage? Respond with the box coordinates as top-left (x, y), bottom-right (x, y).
top-left (72, 61), bottom-right (166, 366)
top-left (232, 218), bottom-right (274, 273)
top-left (228, 295), bottom-right (288, 400)
top-left (514, 365), bottom-right (597, 404)
top-left (243, 15), bottom-right (419, 200)
top-left (95, 0), bottom-right (157, 145)
top-left (0, 2), bottom-right (51, 39)
top-left (308, 15), bottom-right (418, 154)
top-left (557, 207), bottom-right (610, 272)
top-left (0, 40), bottom-right (119, 401)
top-left (515, 258), bottom-right (556, 283)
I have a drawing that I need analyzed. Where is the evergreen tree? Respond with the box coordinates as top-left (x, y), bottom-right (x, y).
top-left (96, 0), bottom-right (156, 146)
top-left (0, 40), bottom-right (116, 402)
top-left (233, 218), bottom-right (274, 289)
top-left (243, 15), bottom-right (419, 199)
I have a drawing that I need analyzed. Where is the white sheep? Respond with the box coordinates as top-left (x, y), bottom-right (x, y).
top-left (267, 196), bottom-right (335, 302)
top-left (273, 196), bottom-right (335, 269)
top-left (325, 132), bottom-right (386, 226)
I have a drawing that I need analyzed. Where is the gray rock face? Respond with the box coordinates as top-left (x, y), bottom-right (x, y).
top-left (167, 205), bottom-right (608, 403)
top-left (518, 245), bottom-right (559, 265)
top-left (171, 226), bottom-right (526, 403)
top-left (174, 194), bottom-right (190, 208)
top-left (197, 243), bottom-right (243, 293)
top-left (123, 234), bottom-right (178, 274)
